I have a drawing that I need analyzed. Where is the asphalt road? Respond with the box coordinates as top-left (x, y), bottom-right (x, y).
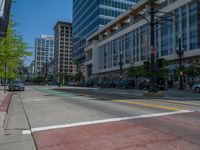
top-left (0, 86), bottom-right (200, 150)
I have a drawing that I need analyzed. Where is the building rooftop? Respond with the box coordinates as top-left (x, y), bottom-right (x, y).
top-left (54, 21), bottom-right (72, 29)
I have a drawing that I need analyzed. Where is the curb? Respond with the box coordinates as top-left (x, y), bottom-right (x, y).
top-left (0, 93), bottom-right (13, 131)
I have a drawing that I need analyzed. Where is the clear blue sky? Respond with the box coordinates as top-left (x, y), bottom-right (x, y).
top-left (11, 0), bottom-right (72, 65)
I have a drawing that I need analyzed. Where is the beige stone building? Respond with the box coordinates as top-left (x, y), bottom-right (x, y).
top-left (53, 21), bottom-right (76, 84)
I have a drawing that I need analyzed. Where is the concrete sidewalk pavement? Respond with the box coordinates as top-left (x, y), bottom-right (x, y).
top-left (0, 92), bottom-right (36, 150)
top-left (0, 86), bottom-right (12, 131)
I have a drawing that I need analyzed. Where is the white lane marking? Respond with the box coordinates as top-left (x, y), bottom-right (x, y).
top-left (22, 130), bottom-right (31, 134)
top-left (70, 96), bottom-right (87, 99)
top-left (59, 86), bottom-right (99, 90)
top-left (22, 110), bottom-right (193, 135)
top-left (17, 98), bottom-right (61, 102)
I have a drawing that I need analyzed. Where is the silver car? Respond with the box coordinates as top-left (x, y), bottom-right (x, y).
top-left (192, 84), bottom-right (200, 93)
top-left (8, 80), bottom-right (25, 91)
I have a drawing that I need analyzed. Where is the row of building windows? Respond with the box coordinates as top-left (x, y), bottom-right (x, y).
top-left (100, 0), bottom-right (133, 10)
top-left (72, 0), bottom-right (135, 63)
top-left (35, 39), bottom-right (54, 47)
top-left (98, 1), bottom-right (200, 70)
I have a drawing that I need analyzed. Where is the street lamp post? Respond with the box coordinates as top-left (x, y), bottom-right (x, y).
top-left (45, 59), bottom-right (48, 86)
top-left (176, 36), bottom-right (184, 90)
top-left (4, 61), bottom-right (7, 93)
top-left (119, 51), bottom-right (123, 79)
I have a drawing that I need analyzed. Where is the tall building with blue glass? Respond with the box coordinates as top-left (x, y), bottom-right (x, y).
top-left (72, 0), bottom-right (139, 67)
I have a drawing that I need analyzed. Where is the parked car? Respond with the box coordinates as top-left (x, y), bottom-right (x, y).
top-left (8, 80), bottom-right (25, 91)
top-left (85, 80), bottom-right (94, 87)
top-left (157, 78), bottom-right (165, 90)
top-left (105, 80), bottom-right (116, 88)
top-left (116, 80), bottom-right (135, 89)
top-left (139, 81), bottom-right (150, 90)
top-left (67, 81), bottom-right (76, 86)
top-left (192, 84), bottom-right (200, 93)
top-left (115, 80), bottom-right (123, 88)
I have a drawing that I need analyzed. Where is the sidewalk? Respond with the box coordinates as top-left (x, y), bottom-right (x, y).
top-left (0, 86), bottom-right (5, 103)
top-left (0, 86), bottom-right (12, 131)
top-left (0, 86), bottom-right (6, 131)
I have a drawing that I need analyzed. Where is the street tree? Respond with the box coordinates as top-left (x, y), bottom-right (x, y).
top-left (184, 64), bottom-right (200, 85)
top-left (0, 18), bottom-right (31, 80)
top-left (73, 71), bottom-right (84, 82)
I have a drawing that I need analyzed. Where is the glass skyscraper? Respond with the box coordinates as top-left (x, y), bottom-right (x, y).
top-left (72, 0), bottom-right (138, 67)
top-left (34, 35), bottom-right (54, 76)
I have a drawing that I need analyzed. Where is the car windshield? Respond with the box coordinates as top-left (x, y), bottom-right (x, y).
top-left (13, 81), bottom-right (23, 84)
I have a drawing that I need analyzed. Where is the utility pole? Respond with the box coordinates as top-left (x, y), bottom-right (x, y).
top-left (149, 0), bottom-right (158, 92)
top-left (119, 51), bottom-right (123, 80)
top-left (176, 36), bottom-right (184, 90)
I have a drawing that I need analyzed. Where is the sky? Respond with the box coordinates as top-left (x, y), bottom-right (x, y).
top-left (11, 0), bottom-right (73, 65)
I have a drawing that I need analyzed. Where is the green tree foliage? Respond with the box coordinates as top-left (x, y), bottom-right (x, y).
top-left (184, 64), bottom-right (200, 77)
top-left (0, 18), bottom-right (31, 79)
top-left (127, 65), bottom-right (150, 78)
top-left (73, 71), bottom-right (84, 82)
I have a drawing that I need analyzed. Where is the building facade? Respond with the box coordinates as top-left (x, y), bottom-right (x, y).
top-left (72, 0), bottom-right (139, 69)
top-left (53, 21), bottom-right (76, 84)
top-left (34, 35), bottom-right (54, 76)
top-left (85, 0), bottom-right (200, 80)
top-left (29, 60), bottom-right (35, 78)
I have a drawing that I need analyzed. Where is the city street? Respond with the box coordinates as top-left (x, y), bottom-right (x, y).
top-left (1, 0), bottom-right (200, 149)
top-left (0, 86), bottom-right (200, 149)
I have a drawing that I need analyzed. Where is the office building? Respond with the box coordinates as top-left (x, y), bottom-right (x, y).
top-left (85, 0), bottom-right (200, 80)
top-left (72, 0), bottom-right (138, 69)
top-left (53, 21), bottom-right (76, 84)
top-left (34, 35), bottom-right (54, 76)
top-left (29, 60), bottom-right (35, 78)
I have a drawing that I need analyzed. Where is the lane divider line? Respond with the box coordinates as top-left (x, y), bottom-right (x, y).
top-left (22, 110), bottom-right (193, 135)
top-left (113, 100), bottom-right (183, 111)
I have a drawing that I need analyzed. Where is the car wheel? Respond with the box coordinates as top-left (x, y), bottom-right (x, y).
top-left (194, 87), bottom-right (200, 93)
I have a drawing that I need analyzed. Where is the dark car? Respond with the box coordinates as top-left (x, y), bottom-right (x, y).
top-left (85, 80), bottom-right (94, 87)
top-left (139, 81), bottom-right (150, 90)
top-left (104, 80), bottom-right (116, 88)
top-left (192, 84), bottom-right (200, 93)
top-left (116, 80), bottom-right (135, 89)
top-left (157, 79), bottom-right (165, 90)
top-left (8, 80), bottom-right (25, 91)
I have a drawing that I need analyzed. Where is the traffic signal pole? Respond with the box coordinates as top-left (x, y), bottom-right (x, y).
top-left (149, 0), bottom-right (158, 92)
top-left (177, 36), bottom-right (184, 90)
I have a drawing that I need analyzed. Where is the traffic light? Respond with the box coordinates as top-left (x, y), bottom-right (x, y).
top-left (144, 61), bottom-right (150, 70)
